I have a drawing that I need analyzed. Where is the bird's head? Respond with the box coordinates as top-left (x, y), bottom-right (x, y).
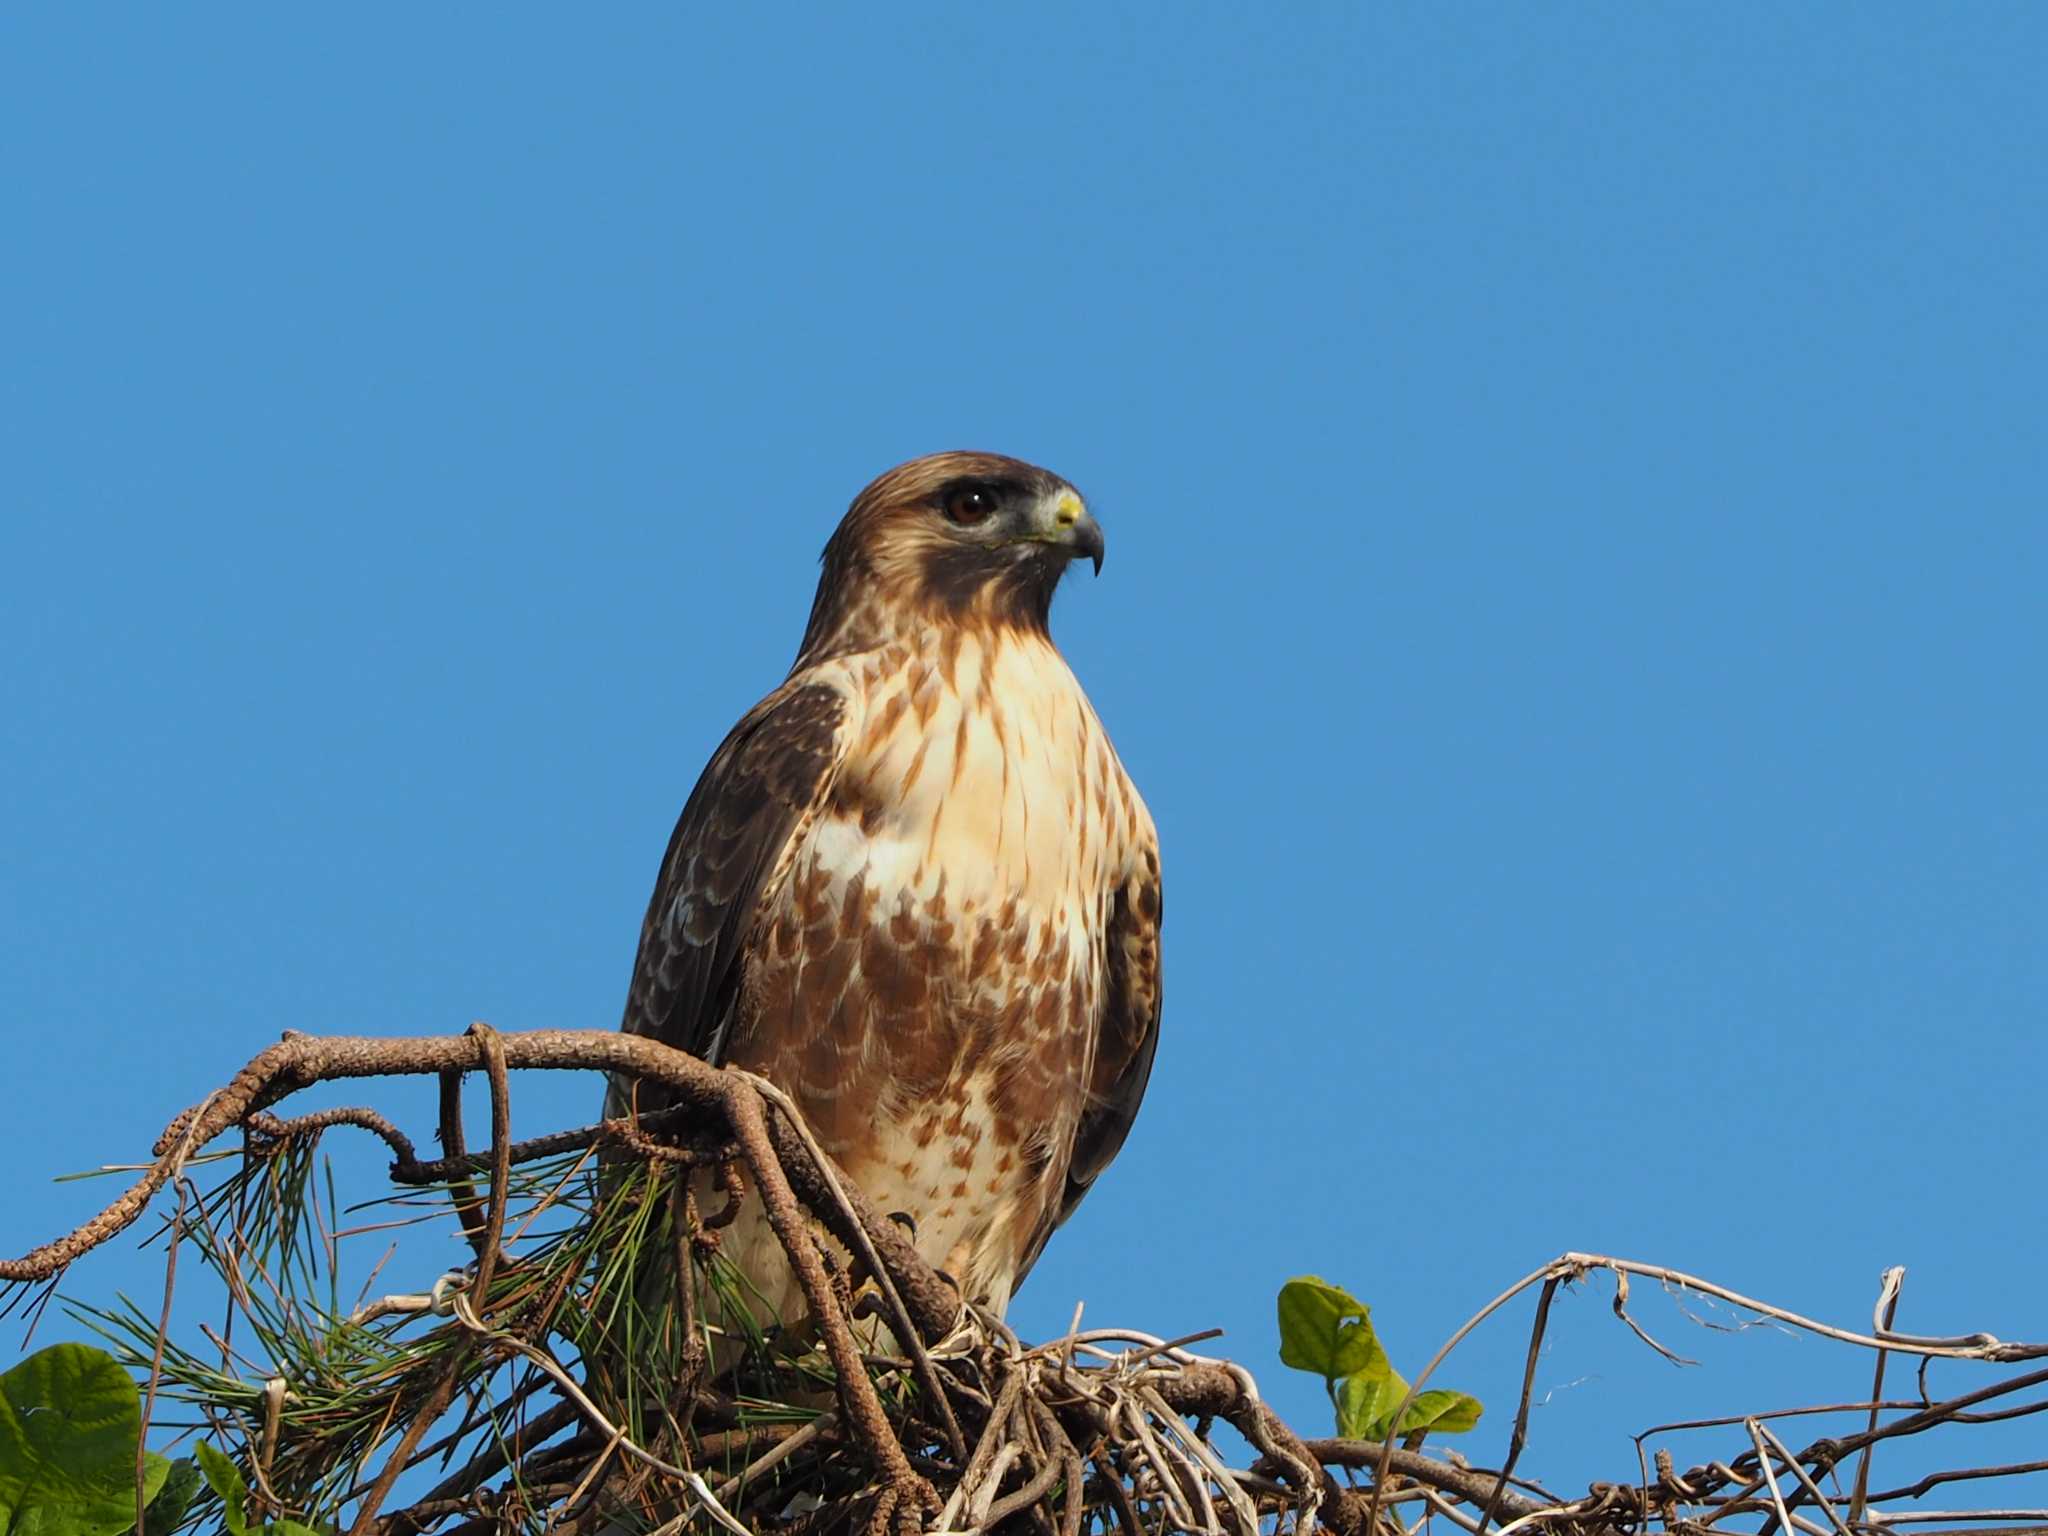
top-left (797, 451), bottom-right (1104, 665)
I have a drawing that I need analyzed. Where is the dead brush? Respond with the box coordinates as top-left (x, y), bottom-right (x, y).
top-left (6, 1026), bottom-right (2047, 1536)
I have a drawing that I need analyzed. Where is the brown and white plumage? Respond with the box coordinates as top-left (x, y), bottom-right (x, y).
top-left (614, 451), bottom-right (1161, 1321)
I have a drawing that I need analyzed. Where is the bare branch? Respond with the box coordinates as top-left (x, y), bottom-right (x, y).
top-left (12, 1026), bottom-right (2048, 1536)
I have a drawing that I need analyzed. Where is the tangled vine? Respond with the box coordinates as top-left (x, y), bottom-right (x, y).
top-left (5, 1027), bottom-right (2045, 1536)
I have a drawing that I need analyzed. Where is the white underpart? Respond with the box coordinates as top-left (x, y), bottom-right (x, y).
top-left (721, 627), bottom-right (1151, 1327)
top-left (872, 634), bottom-right (1121, 898)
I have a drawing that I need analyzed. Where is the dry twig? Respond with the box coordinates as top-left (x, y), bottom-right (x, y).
top-left (11, 1026), bottom-right (2048, 1536)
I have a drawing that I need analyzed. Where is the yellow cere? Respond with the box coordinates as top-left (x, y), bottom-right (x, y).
top-left (1053, 490), bottom-right (1085, 527)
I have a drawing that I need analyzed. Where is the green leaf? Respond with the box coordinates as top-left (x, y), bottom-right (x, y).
top-left (133, 1459), bottom-right (200, 1536)
top-left (110, 1457), bottom-right (172, 1536)
top-left (0, 1343), bottom-right (170, 1536)
top-left (1397, 1390), bottom-right (1485, 1436)
top-left (269, 1521), bottom-right (326, 1536)
top-left (189, 1447), bottom-right (244, 1536)
top-left (1334, 1342), bottom-right (1409, 1441)
top-left (1276, 1277), bottom-right (1382, 1383)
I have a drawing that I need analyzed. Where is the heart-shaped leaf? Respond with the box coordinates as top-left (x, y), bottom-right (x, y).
top-left (1397, 1390), bottom-right (1485, 1436)
top-left (131, 1459), bottom-right (201, 1536)
top-left (1277, 1277), bottom-right (1382, 1383)
top-left (1333, 1322), bottom-right (1410, 1442)
top-left (0, 1344), bottom-right (169, 1536)
top-left (190, 1445), bottom-right (245, 1536)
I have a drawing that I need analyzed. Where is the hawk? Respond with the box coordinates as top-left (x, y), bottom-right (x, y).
top-left (614, 451), bottom-right (1162, 1324)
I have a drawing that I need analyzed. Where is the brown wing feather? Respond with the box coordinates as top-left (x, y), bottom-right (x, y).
top-left (1015, 840), bottom-right (1164, 1283)
top-left (614, 679), bottom-right (850, 1106)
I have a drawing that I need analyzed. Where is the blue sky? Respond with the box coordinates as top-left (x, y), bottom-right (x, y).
top-left (4, 1), bottom-right (2043, 1497)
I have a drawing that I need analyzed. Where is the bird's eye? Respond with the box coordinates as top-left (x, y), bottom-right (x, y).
top-left (943, 486), bottom-right (998, 526)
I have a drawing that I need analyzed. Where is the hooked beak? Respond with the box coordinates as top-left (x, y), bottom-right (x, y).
top-left (1037, 489), bottom-right (1105, 575)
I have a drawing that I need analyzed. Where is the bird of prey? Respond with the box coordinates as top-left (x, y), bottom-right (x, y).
top-left (613, 451), bottom-right (1161, 1325)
